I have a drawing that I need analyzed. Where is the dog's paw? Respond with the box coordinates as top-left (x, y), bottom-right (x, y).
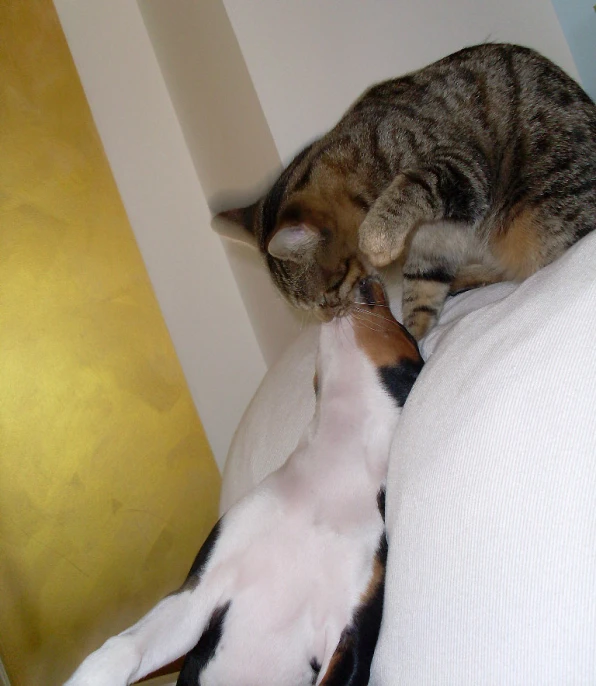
top-left (63, 638), bottom-right (140, 686)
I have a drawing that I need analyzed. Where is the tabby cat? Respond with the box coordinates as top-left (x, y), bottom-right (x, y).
top-left (216, 43), bottom-right (596, 339)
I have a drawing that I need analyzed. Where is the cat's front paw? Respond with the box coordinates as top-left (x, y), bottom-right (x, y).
top-left (358, 213), bottom-right (409, 268)
top-left (402, 284), bottom-right (446, 340)
top-left (403, 305), bottom-right (437, 341)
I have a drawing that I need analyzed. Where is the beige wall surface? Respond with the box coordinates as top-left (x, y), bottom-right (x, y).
top-left (222, 0), bottom-right (577, 164)
top-left (139, 0), bottom-right (304, 366)
top-left (0, 2), bottom-right (221, 684)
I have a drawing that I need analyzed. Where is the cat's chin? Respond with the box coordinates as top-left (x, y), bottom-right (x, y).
top-left (313, 307), bottom-right (338, 323)
top-left (313, 304), bottom-right (352, 322)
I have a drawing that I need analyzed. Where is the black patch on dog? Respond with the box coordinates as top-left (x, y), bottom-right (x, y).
top-left (378, 357), bottom-right (424, 407)
top-left (320, 631), bottom-right (357, 686)
top-left (186, 518), bottom-right (222, 583)
top-left (376, 531), bottom-right (388, 566)
top-left (176, 601), bottom-right (231, 686)
top-left (310, 657), bottom-right (322, 684)
top-left (320, 534), bottom-right (387, 686)
top-left (377, 488), bottom-right (386, 522)
top-left (344, 534), bottom-right (387, 684)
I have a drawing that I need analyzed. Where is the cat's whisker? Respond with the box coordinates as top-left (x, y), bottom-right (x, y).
top-left (353, 299), bottom-right (392, 308)
top-left (338, 316), bottom-right (352, 349)
top-left (352, 305), bottom-right (400, 323)
top-left (352, 306), bottom-right (403, 329)
top-left (351, 312), bottom-right (386, 333)
top-left (353, 305), bottom-right (400, 323)
top-left (353, 317), bottom-right (399, 335)
top-left (357, 320), bottom-right (387, 334)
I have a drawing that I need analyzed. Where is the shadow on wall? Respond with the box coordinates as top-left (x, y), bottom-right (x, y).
top-left (139, 0), bottom-right (305, 366)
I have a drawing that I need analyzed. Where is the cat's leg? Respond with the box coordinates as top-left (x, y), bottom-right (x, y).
top-left (359, 172), bottom-right (442, 268)
top-left (449, 263), bottom-right (507, 295)
top-left (359, 163), bottom-right (489, 268)
top-left (401, 221), bottom-right (473, 339)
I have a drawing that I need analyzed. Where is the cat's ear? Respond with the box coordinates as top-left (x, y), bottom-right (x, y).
top-left (212, 204), bottom-right (258, 249)
top-left (267, 224), bottom-right (321, 262)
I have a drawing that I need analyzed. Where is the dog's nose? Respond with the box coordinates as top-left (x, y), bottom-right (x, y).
top-left (358, 276), bottom-right (385, 306)
top-left (358, 277), bottom-right (376, 305)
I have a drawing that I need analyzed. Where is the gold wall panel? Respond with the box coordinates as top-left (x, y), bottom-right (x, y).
top-left (0, 2), bottom-right (221, 684)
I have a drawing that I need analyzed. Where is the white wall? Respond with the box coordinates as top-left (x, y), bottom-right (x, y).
top-left (53, 0), bottom-right (267, 470)
top-left (222, 0), bottom-right (578, 164)
top-left (138, 0), bottom-right (303, 367)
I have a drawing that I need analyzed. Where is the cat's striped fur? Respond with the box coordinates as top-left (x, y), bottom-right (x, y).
top-left (217, 43), bottom-right (596, 339)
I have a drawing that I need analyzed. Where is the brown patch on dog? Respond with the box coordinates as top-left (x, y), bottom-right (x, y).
top-left (317, 630), bottom-right (356, 686)
top-left (319, 642), bottom-right (345, 685)
top-left (492, 207), bottom-right (544, 280)
top-left (318, 535), bottom-right (386, 686)
top-left (140, 657), bottom-right (185, 681)
top-left (359, 552), bottom-right (385, 606)
top-left (353, 280), bottom-right (422, 368)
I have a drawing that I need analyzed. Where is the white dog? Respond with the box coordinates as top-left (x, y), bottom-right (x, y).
top-left (65, 278), bottom-right (423, 686)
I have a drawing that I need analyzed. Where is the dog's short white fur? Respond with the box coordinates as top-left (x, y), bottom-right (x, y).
top-left (65, 289), bottom-right (413, 686)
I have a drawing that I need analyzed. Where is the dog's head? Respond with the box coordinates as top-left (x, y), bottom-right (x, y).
top-left (315, 276), bottom-right (423, 412)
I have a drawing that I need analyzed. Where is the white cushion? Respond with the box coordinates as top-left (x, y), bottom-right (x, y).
top-left (219, 324), bottom-right (318, 512)
top-left (221, 233), bottom-right (596, 683)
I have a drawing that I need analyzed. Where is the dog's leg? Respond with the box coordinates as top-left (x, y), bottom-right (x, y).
top-left (64, 586), bottom-right (220, 686)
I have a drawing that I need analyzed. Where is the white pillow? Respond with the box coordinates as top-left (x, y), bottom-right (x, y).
top-left (373, 233), bottom-right (596, 684)
top-left (220, 324), bottom-right (318, 512)
top-left (221, 233), bottom-right (596, 683)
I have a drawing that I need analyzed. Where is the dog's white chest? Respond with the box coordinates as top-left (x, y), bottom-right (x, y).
top-left (199, 496), bottom-right (382, 686)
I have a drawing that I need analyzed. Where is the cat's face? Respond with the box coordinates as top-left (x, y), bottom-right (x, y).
top-left (214, 150), bottom-right (374, 319)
